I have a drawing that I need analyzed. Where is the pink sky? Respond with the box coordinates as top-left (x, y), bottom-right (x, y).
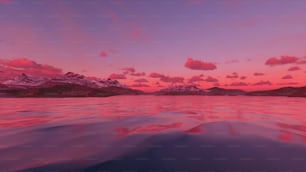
top-left (0, 0), bottom-right (306, 91)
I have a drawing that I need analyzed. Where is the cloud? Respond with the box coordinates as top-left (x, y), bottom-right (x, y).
top-left (122, 67), bottom-right (145, 76)
top-left (297, 57), bottom-right (306, 64)
top-left (149, 72), bottom-right (184, 84)
top-left (226, 72), bottom-right (239, 79)
top-left (265, 56), bottom-right (299, 66)
top-left (230, 82), bottom-right (248, 86)
top-left (155, 81), bottom-right (163, 87)
top-left (281, 74), bottom-right (293, 80)
top-left (109, 73), bottom-right (126, 80)
top-left (149, 72), bottom-right (165, 78)
top-left (161, 76), bottom-right (184, 84)
top-left (0, 58), bottom-right (63, 79)
top-left (188, 75), bottom-right (204, 83)
top-left (205, 76), bottom-right (218, 82)
top-left (122, 67), bottom-right (136, 74)
top-left (131, 27), bottom-right (144, 39)
top-left (99, 49), bottom-right (119, 58)
top-left (288, 66), bottom-right (301, 71)
top-left (298, 60), bottom-right (306, 64)
top-left (99, 51), bottom-right (108, 58)
top-left (253, 72), bottom-right (264, 76)
top-left (213, 83), bottom-right (220, 87)
top-left (184, 58), bottom-right (217, 71)
top-left (134, 78), bottom-right (148, 83)
top-left (277, 82), bottom-right (299, 86)
top-left (253, 81), bottom-right (272, 86)
top-left (131, 83), bottom-right (150, 87)
top-left (131, 72), bottom-right (146, 77)
top-left (240, 76), bottom-right (247, 80)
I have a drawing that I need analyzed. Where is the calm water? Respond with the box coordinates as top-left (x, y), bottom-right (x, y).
top-left (1, 96), bottom-right (306, 172)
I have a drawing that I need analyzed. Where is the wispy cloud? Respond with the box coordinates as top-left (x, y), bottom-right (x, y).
top-left (265, 56), bottom-right (299, 66)
top-left (109, 73), bottom-right (126, 80)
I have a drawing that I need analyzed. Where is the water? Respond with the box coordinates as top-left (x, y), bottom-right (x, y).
top-left (1, 96), bottom-right (306, 172)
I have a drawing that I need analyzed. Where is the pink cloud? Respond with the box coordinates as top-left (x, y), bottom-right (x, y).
top-left (230, 82), bottom-right (248, 86)
top-left (298, 60), bottom-right (306, 64)
top-left (281, 74), bottom-right (293, 80)
top-left (0, 58), bottom-right (62, 79)
top-left (149, 72), bottom-right (184, 84)
top-left (130, 27), bottom-right (148, 42)
top-left (155, 82), bottom-right (163, 87)
top-left (99, 51), bottom-right (108, 58)
top-left (265, 56), bottom-right (299, 66)
top-left (253, 72), bottom-right (265, 76)
top-left (277, 82), bottom-right (299, 86)
top-left (205, 76), bottom-right (218, 82)
top-left (253, 81), bottom-right (272, 86)
top-left (288, 66), bottom-right (301, 71)
top-left (240, 76), bottom-right (247, 80)
top-left (213, 83), bottom-right (220, 87)
top-left (109, 73), bottom-right (126, 80)
top-left (122, 67), bottom-right (145, 76)
top-left (131, 72), bottom-right (146, 77)
top-left (226, 72), bottom-right (239, 79)
top-left (131, 28), bottom-right (143, 39)
top-left (184, 58), bottom-right (217, 71)
top-left (161, 76), bottom-right (184, 84)
top-left (149, 72), bottom-right (165, 78)
top-left (122, 67), bottom-right (136, 74)
top-left (131, 83), bottom-right (150, 88)
top-left (297, 57), bottom-right (306, 64)
top-left (134, 78), bottom-right (148, 83)
top-left (188, 75), bottom-right (204, 83)
top-left (99, 49), bottom-right (119, 58)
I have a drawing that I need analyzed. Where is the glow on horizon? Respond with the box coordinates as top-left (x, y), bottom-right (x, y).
top-left (0, 0), bottom-right (306, 91)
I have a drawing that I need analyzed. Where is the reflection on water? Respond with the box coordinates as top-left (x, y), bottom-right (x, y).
top-left (0, 96), bottom-right (306, 171)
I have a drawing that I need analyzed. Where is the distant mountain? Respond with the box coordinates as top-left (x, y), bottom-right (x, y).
top-left (0, 72), bottom-right (142, 97)
top-left (247, 86), bottom-right (306, 97)
top-left (155, 85), bottom-right (208, 95)
top-left (206, 87), bottom-right (246, 96)
top-left (155, 85), bottom-right (245, 96)
top-left (1, 74), bottom-right (305, 97)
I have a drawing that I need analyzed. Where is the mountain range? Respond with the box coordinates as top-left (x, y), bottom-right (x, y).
top-left (0, 72), bottom-right (142, 97)
top-left (0, 72), bottom-right (305, 97)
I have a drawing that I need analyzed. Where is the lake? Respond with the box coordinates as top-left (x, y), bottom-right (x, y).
top-left (1, 96), bottom-right (306, 172)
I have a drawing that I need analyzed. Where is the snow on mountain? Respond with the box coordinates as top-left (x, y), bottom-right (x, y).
top-left (156, 85), bottom-right (246, 96)
top-left (92, 78), bottom-right (127, 88)
top-left (156, 85), bottom-right (208, 95)
top-left (1, 72), bottom-right (127, 89)
top-left (2, 73), bottom-right (48, 87)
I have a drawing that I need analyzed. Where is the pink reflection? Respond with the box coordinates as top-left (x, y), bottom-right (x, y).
top-left (1, 96), bottom-right (306, 171)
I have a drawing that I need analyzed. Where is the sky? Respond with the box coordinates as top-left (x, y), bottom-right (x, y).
top-left (0, 0), bottom-right (306, 91)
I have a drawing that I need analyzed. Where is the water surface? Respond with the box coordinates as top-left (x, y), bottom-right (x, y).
top-left (1, 96), bottom-right (306, 171)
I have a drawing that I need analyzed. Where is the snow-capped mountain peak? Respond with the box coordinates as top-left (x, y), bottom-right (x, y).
top-left (157, 85), bottom-right (208, 95)
top-left (1, 72), bottom-right (127, 89)
top-left (64, 72), bottom-right (85, 79)
top-left (2, 73), bottom-right (47, 87)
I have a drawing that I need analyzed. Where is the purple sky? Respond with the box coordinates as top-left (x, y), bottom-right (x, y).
top-left (0, 0), bottom-right (306, 90)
